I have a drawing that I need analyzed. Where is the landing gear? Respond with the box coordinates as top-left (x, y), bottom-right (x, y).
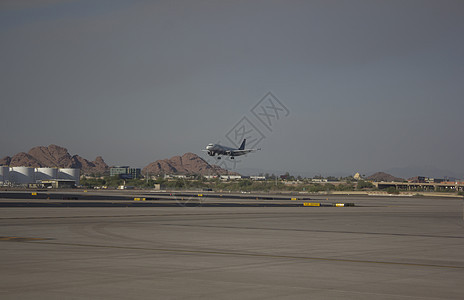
top-left (216, 156), bottom-right (221, 160)
top-left (230, 157), bottom-right (235, 159)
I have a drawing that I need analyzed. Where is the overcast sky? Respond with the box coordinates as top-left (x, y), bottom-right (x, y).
top-left (1, 0), bottom-right (463, 177)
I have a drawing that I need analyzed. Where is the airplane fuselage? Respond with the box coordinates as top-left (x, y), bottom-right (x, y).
top-left (206, 144), bottom-right (245, 157)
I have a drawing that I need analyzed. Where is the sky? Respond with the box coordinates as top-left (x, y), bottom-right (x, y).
top-left (1, 0), bottom-right (463, 178)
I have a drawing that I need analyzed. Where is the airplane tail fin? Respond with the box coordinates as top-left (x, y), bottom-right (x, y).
top-left (239, 139), bottom-right (246, 150)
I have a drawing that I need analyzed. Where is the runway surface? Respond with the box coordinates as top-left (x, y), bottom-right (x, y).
top-left (1, 193), bottom-right (464, 299)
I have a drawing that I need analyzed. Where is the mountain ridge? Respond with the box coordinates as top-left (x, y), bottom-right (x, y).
top-left (1, 145), bottom-right (109, 175)
top-left (143, 152), bottom-right (236, 176)
top-left (366, 172), bottom-right (405, 182)
top-left (1, 145), bottom-right (235, 176)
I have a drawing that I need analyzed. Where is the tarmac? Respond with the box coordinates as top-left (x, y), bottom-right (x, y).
top-left (1, 192), bottom-right (464, 299)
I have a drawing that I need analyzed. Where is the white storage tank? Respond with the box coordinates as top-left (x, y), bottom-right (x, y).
top-left (0, 166), bottom-right (9, 184)
top-left (58, 168), bottom-right (80, 185)
top-left (35, 167), bottom-right (58, 181)
top-left (9, 167), bottom-right (35, 184)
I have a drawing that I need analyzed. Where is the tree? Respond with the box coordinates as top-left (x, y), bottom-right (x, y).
top-left (357, 180), bottom-right (374, 190)
top-left (344, 176), bottom-right (355, 183)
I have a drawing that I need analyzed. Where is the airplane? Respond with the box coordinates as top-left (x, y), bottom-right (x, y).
top-left (202, 139), bottom-right (260, 159)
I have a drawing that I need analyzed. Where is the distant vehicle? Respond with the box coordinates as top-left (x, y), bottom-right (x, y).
top-left (202, 139), bottom-right (260, 159)
top-left (118, 185), bottom-right (135, 190)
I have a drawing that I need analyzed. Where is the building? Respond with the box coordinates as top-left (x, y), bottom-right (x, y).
top-left (1, 167), bottom-right (79, 187)
top-left (110, 166), bottom-right (141, 179)
top-left (0, 166), bottom-right (8, 185)
top-left (220, 175), bottom-right (242, 180)
top-left (312, 178), bottom-right (328, 183)
top-left (409, 176), bottom-right (445, 184)
top-left (153, 183), bottom-right (166, 190)
top-left (41, 179), bottom-right (76, 189)
top-left (373, 181), bottom-right (464, 192)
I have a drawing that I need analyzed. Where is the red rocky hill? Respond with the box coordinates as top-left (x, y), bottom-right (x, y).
top-left (0, 145), bottom-right (109, 175)
top-left (367, 172), bottom-right (404, 182)
top-left (143, 152), bottom-right (236, 176)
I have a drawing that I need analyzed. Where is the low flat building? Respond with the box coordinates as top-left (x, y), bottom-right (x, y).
top-left (220, 175), bottom-right (242, 180)
top-left (312, 178), bottom-right (328, 183)
top-left (40, 179), bottom-right (76, 189)
top-left (153, 184), bottom-right (166, 190)
top-left (373, 181), bottom-right (464, 192)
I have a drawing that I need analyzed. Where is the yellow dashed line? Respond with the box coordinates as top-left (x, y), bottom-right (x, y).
top-left (304, 203), bottom-right (320, 206)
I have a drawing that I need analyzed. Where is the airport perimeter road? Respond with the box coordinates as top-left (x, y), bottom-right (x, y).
top-left (1, 196), bottom-right (464, 299)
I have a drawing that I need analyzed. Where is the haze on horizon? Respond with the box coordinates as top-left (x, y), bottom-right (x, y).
top-left (1, 0), bottom-right (463, 179)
